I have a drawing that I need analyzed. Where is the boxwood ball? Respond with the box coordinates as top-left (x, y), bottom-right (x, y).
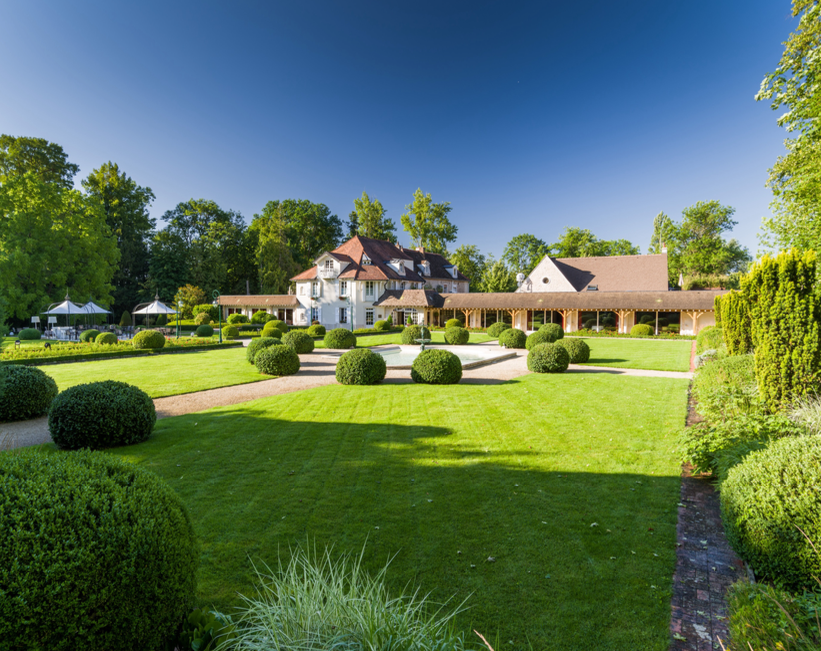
top-left (335, 348), bottom-right (387, 385)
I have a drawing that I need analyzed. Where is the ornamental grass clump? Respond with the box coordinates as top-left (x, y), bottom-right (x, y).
top-left (335, 348), bottom-right (387, 385)
top-left (18, 328), bottom-right (41, 340)
top-left (444, 326), bottom-right (469, 345)
top-left (0, 365), bottom-right (58, 422)
top-left (79, 329), bottom-right (100, 343)
top-left (307, 323), bottom-right (326, 337)
top-left (95, 332), bottom-right (117, 345)
top-left (527, 342), bottom-right (570, 373)
top-left (498, 327), bottom-right (527, 349)
top-left (411, 349), bottom-right (462, 384)
top-left (283, 330), bottom-right (315, 354)
top-left (487, 322), bottom-right (510, 338)
top-left (789, 394), bottom-right (821, 435)
top-left (256, 345), bottom-right (300, 377)
top-left (721, 436), bottom-right (821, 590)
top-left (557, 337), bottom-right (590, 363)
top-left (195, 324), bottom-right (214, 337)
top-left (48, 381), bottom-right (156, 449)
top-left (0, 450), bottom-right (198, 651)
top-left (132, 329), bottom-right (166, 350)
top-left (232, 543), bottom-right (472, 651)
top-left (401, 324), bottom-right (431, 345)
top-left (324, 328), bottom-right (357, 349)
top-left (246, 336), bottom-right (283, 365)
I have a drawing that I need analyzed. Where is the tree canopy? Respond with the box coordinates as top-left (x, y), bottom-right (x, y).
top-left (548, 227), bottom-right (640, 258)
top-left (481, 257), bottom-right (518, 293)
top-left (351, 192), bottom-right (397, 242)
top-left (502, 234), bottom-right (548, 275)
top-left (400, 189), bottom-right (457, 255)
top-left (0, 135), bottom-right (79, 189)
top-left (249, 201), bottom-right (300, 294)
top-left (449, 244), bottom-right (487, 291)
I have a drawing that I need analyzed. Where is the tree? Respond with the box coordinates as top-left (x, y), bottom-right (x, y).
top-left (173, 285), bottom-right (207, 320)
top-left (757, 1), bottom-right (821, 254)
top-left (677, 201), bottom-right (751, 277)
top-left (400, 189), bottom-right (458, 255)
top-left (145, 230), bottom-right (188, 302)
top-left (716, 291), bottom-right (753, 356)
top-left (345, 211), bottom-right (359, 240)
top-left (82, 162), bottom-right (156, 315)
top-left (0, 135), bottom-right (79, 189)
top-left (249, 201), bottom-right (300, 294)
top-left (0, 173), bottom-right (119, 320)
top-left (481, 257), bottom-right (518, 293)
top-left (352, 192), bottom-right (397, 242)
top-left (549, 227), bottom-right (640, 258)
top-left (449, 244), bottom-right (487, 291)
top-left (502, 234), bottom-right (548, 275)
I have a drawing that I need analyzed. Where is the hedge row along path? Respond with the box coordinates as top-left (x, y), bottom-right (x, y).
top-left (1, 348), bottom-right (692, 451)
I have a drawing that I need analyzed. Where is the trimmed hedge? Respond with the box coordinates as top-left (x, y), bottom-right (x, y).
top-left (696, 325), bottom-right (725, 354)
top-left (307, 323), bottom-right (326, 337)
top-left (527, 342), bottom-right (570, 373)
top-left (525, 328), bottom-right (558, 350)
top-left (0, 365), bottom-right (58, 422)
top-left (79, 329), bottom-right (100, 343)
top-left (195, 324), bottom-right (214, 337)
top-left (487, 322), bottom-right (511, 338)
top-left (557, 337), bottom-right (590, 363)
top-left (324, 328), bottom-right (357, 349)
top-left (538, 323), bottom-right (564, 341)
top-left (335, 348), bottom-right (387, 385)
top-left (194, 312), bottom-right (212, 325)
top-left (401, 325), bottom-right (431, 345)
top-left (282, 330), bottom-right (315, 354)
top-left (227, 313), bottom-right (249, 325)
top-left (193, 303), bottom-right (219, 321)
top-left (18, 328), bottom-right (41, 340)
top-left (499, 328), bottom-right (527, 349)
top-left (95, 332), bottom-right (117, 345)
top-left (251, 310), bottom-right (271, 324)
top-left (444, 326), bottom-right (469, 345)
top-left (373, 319), bottom-right (391, 332)
top-left (268, 319), bottom-right (289, 333)
top-left (255, 345), bottom-right (300, 376)
top-left (262, 322), bottom-right (284, 339)
top-left (0, 449), bottom-right (198, 651)
top-left (48, 381), bottom-right (156, 450)
top-left (630, 323), bottom-right (654, 337)
top-left (132, 329), bottom-right (166, 350)
top-left (221, 325), bottom-right (240, 340)
top-left (445, 318), bottom-right (463, 329)
top-left (246, 336), bottom-right (283, 364)
top-left (721, 436), bottom-right (821, 590)
top-left (411, 349), bottom-right (462, 385)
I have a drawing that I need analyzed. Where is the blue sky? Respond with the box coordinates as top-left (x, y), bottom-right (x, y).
top-left (0, 1), bottom-right (795, 258)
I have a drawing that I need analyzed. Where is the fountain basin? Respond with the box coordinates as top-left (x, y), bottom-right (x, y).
top-left (370, 345), bottom-right (516, 369)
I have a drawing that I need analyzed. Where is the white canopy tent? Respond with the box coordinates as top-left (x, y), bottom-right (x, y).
top-left (79, 300), bottom-right (112, 316)
top-left (132, 295), bottom-right (178, 327)
top-left (41, 298), bottom-right (83, 316)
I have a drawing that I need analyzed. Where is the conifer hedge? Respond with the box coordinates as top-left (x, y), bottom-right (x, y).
top-left (717, 291), bottom-right (753, 356)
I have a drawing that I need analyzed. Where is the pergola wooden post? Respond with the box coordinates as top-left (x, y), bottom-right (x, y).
top-left (685, 310), bottom-right (708, 335)
top-left (616, 309), bottom-right (635, 334)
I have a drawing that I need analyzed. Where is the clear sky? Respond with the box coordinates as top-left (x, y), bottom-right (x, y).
top-left (0, 0), bottom-right (795, 258)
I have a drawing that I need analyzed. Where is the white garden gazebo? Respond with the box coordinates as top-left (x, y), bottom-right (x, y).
top-left (132, 294), bottom-right (178, 328)
top-left (79, 300), bottom-right (113, 327)
top-left (41, 295), bottom-right (84, 339)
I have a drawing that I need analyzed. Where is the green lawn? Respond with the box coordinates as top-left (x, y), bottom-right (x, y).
top-left (41, 347), bottom-right (267, 398)
top-left (101, 373), bottom-right (688, 650)
top-left (577, 337), bottom-right (693, 372)
top-left (1, 336), bottom-right (47, 350)
top-left (314, 330), bottom-right (494, 348)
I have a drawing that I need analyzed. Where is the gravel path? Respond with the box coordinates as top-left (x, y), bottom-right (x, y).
top-left (0, 349), bottom-right (691, 451)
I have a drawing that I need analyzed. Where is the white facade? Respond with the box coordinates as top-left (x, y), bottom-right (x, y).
top-left (516, 257), bottom-right (578, 293)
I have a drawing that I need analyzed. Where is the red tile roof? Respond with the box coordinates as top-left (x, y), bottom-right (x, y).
top-left (550, 254), bottom-right (669, 292)
top-left (218, 295), bottom-right (300, 307)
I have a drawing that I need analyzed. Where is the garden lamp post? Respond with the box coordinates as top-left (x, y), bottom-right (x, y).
top-left (213, 290), bottom-right (222, 343)
top-left (176, 301), bottom-right (182, 339)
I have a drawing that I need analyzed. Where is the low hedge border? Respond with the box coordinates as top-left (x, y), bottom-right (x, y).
top-left (565, 330), bottom-right (696, 340)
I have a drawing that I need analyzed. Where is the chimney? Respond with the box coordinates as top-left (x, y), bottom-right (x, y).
top-left (416, 246), bottom-right (425, 253)
top-left (661, 241), bottom-right (667, 254)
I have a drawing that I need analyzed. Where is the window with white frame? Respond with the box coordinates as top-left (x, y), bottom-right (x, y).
top-left (452, 282), bottom-right (457, 293)
top-left (362, 255), bottom-right (372, 265)
top-left (299, 284), bottom-right (306, 296)
top-left (365, 281), bottom-right (375, 298)
top-left (365, 309), bottom-right (374, 325)
top-left (311, 307), bottom-right (319, 322)
top-left (339, 280), bottom-right (347, 297)
top-left (324, 259), bottom-right (334, 273)
top-left (312, 282), bottom-right (320, 297)
top-left (338, 307), bottom-right (347, 323)
top-left (400, 281), bottom-right (406, 290)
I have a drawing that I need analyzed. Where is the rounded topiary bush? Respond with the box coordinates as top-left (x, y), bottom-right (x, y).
top-left (194, 312), bottom-right (212, 326)
top-left (49, 381), bottom-right (156, 449)
top-left (221, 325), bottom-right (239, 340)
top-left (226, 313), bottom-right (249, 325)
top-left (18, 327), bottom-right (41, 340)
top-left (401, 324), bottom-right (431, 345)
top-left (557, 337), bottom-right (590, 363)
top-left (445, 318), bottom-right (463, 329)
top-left (246, 336), bottom-right (283, 364)
top-left (335, 348), bottom-right (387, 385)
top-left (262, 322), bottom-right (284, 339)
top-left (630, 323), bottom-right (655, 337)
top-left (251, 310), bottom-right (271, 324)
top-left (95, 332), bottom-right (117, 345)
top-left (0, 365), bottom-right (58, 422)
top-left (499, 327), bottom-right (527, 349)
top-left (269, 319), bottom-right (288, 333)
top-left (0, 449), bottom-right (198, 651)
top-left (526, 328), bottom-right (559, 350)
top-left (444, 326), bottom-right (469, 345)
top-left (282, 330), bottom-right (315, 354)
top-left (256, 344), bottom-right (300, 376)
top-left (487, 322), bottom-right (511, 338)
top-left (195, 324), bottom-right (214, 337)
top-left (307, 323), bottom-right (327, 337)
top-left (79, 329), bottom-right (100, 343)
top-left (721, 436), bottom-right (821, 590)
top-left (539, 323), bottom-right (564, 340)
top-left (324, 328), bottom-right (357, 349)
top-left (373, 319), bottom-right (391, 332)
top-left (411, 349), bottom-right (463, 385)
top-left (527, 342), bottom-right (570, 373)
top-left (132, 329), bottom-right (166, 350)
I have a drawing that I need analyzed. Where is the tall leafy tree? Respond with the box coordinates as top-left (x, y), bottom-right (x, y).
top-left (757, 0), bottom-right (821, 254)
top-left (82, 162), bottom-right (156, 314)
top-left (249, 201), bottom-right (300, 294)
top-left (502, 234), bottom-right (548, 275)
top-left (400, 188), bottom-right (458, 255)
top-left (449, 244), bottom-right (487, 291)
top-left (352, 191), bottom-right (397, 242)
top-left (676, 201), bottom-right (751, 278)
top-left (345, 211), bottom-right (359, 239)
top-left (481, 257), bottom-right (517, 293)
top-left (0, 135), bottom-right (79, 189)
top-left (549, 227), bottom-right (640, 258)
top-left (146, 230), bottom-right (188, 302)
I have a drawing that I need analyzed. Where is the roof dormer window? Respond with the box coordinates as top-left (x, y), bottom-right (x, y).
top-left (361, 255), bottom-right (372, 266)
top-left (324, 260), bottom-right (334, 272)
top-left (420, 261), bottom-right (431, 276)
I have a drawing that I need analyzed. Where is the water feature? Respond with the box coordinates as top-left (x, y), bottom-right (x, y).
top-left (372, 345), bottom-right (516, 369)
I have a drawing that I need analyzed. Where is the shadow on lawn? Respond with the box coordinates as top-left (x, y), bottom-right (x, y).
top-left (123, 398), bottom-right (683, 651)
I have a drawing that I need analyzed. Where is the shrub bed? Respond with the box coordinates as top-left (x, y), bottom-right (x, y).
top-left (79, 329), bottom-right (100, 343)
top-left (411, 349), bottom-right (462, 384)
top-left (221, 325), bottom-right (240, 340)
top-left (527, 343), bottom-right (570, 373)
top-left (256, 345), bottom-right (300, 376)
top-left (324, 328), bottom-right (357, 349)
top-left (307, 324), bottom-right (327, 337)
top-left (95, 332), bottom-right (117, 345)
top-left (630, 324), bottom-right (654, 337)
top-left (262, 323), bottom-right (284, 339)
top-left (696, 325), bottom-right (725, 354)
top-left (194, 312), bottom-right (212, 325)
top-left (539, 323), bottom-right (564, 340)
top-left (556, 337), bottom-right (590, 363)
top-left (487, 322), bottom-right (511, 338)
top-left (401, 325), bottom-right (431, 345)
top-left (693, 354), bottom-right (762, 421)
top-left (721, 436), bottom-right (821, 590)
top-left (444, 326), bottom-right (469, 345)
top-left (132, 329), bottom-right (166, 350)
top-left (567, 329), bottom-right (695, 340)
top-left (0, 449), bottom-right (198, 651)
top-left (335, 349), bottom-right (387, 385)
top-left (0, 365), bottom-right (58, 422)
top-left (18, 328), bottom-right (41, 340)
top-left (499, 328), bottom-right (527, 349)
top-left (246, 336), bottom-right (283, 364)
top-left (282, 330), bottom-right (315, 354)
top-left (268, 319), bottom-right (288, 333)
top-left (373, 319), bottom-right (391, 332)
top-left (227, 313), bottom-right (249, 325)
top-left (195, 324), bottom-right (214, 337)
top-left (251, 310), bottom-right (271, 324)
